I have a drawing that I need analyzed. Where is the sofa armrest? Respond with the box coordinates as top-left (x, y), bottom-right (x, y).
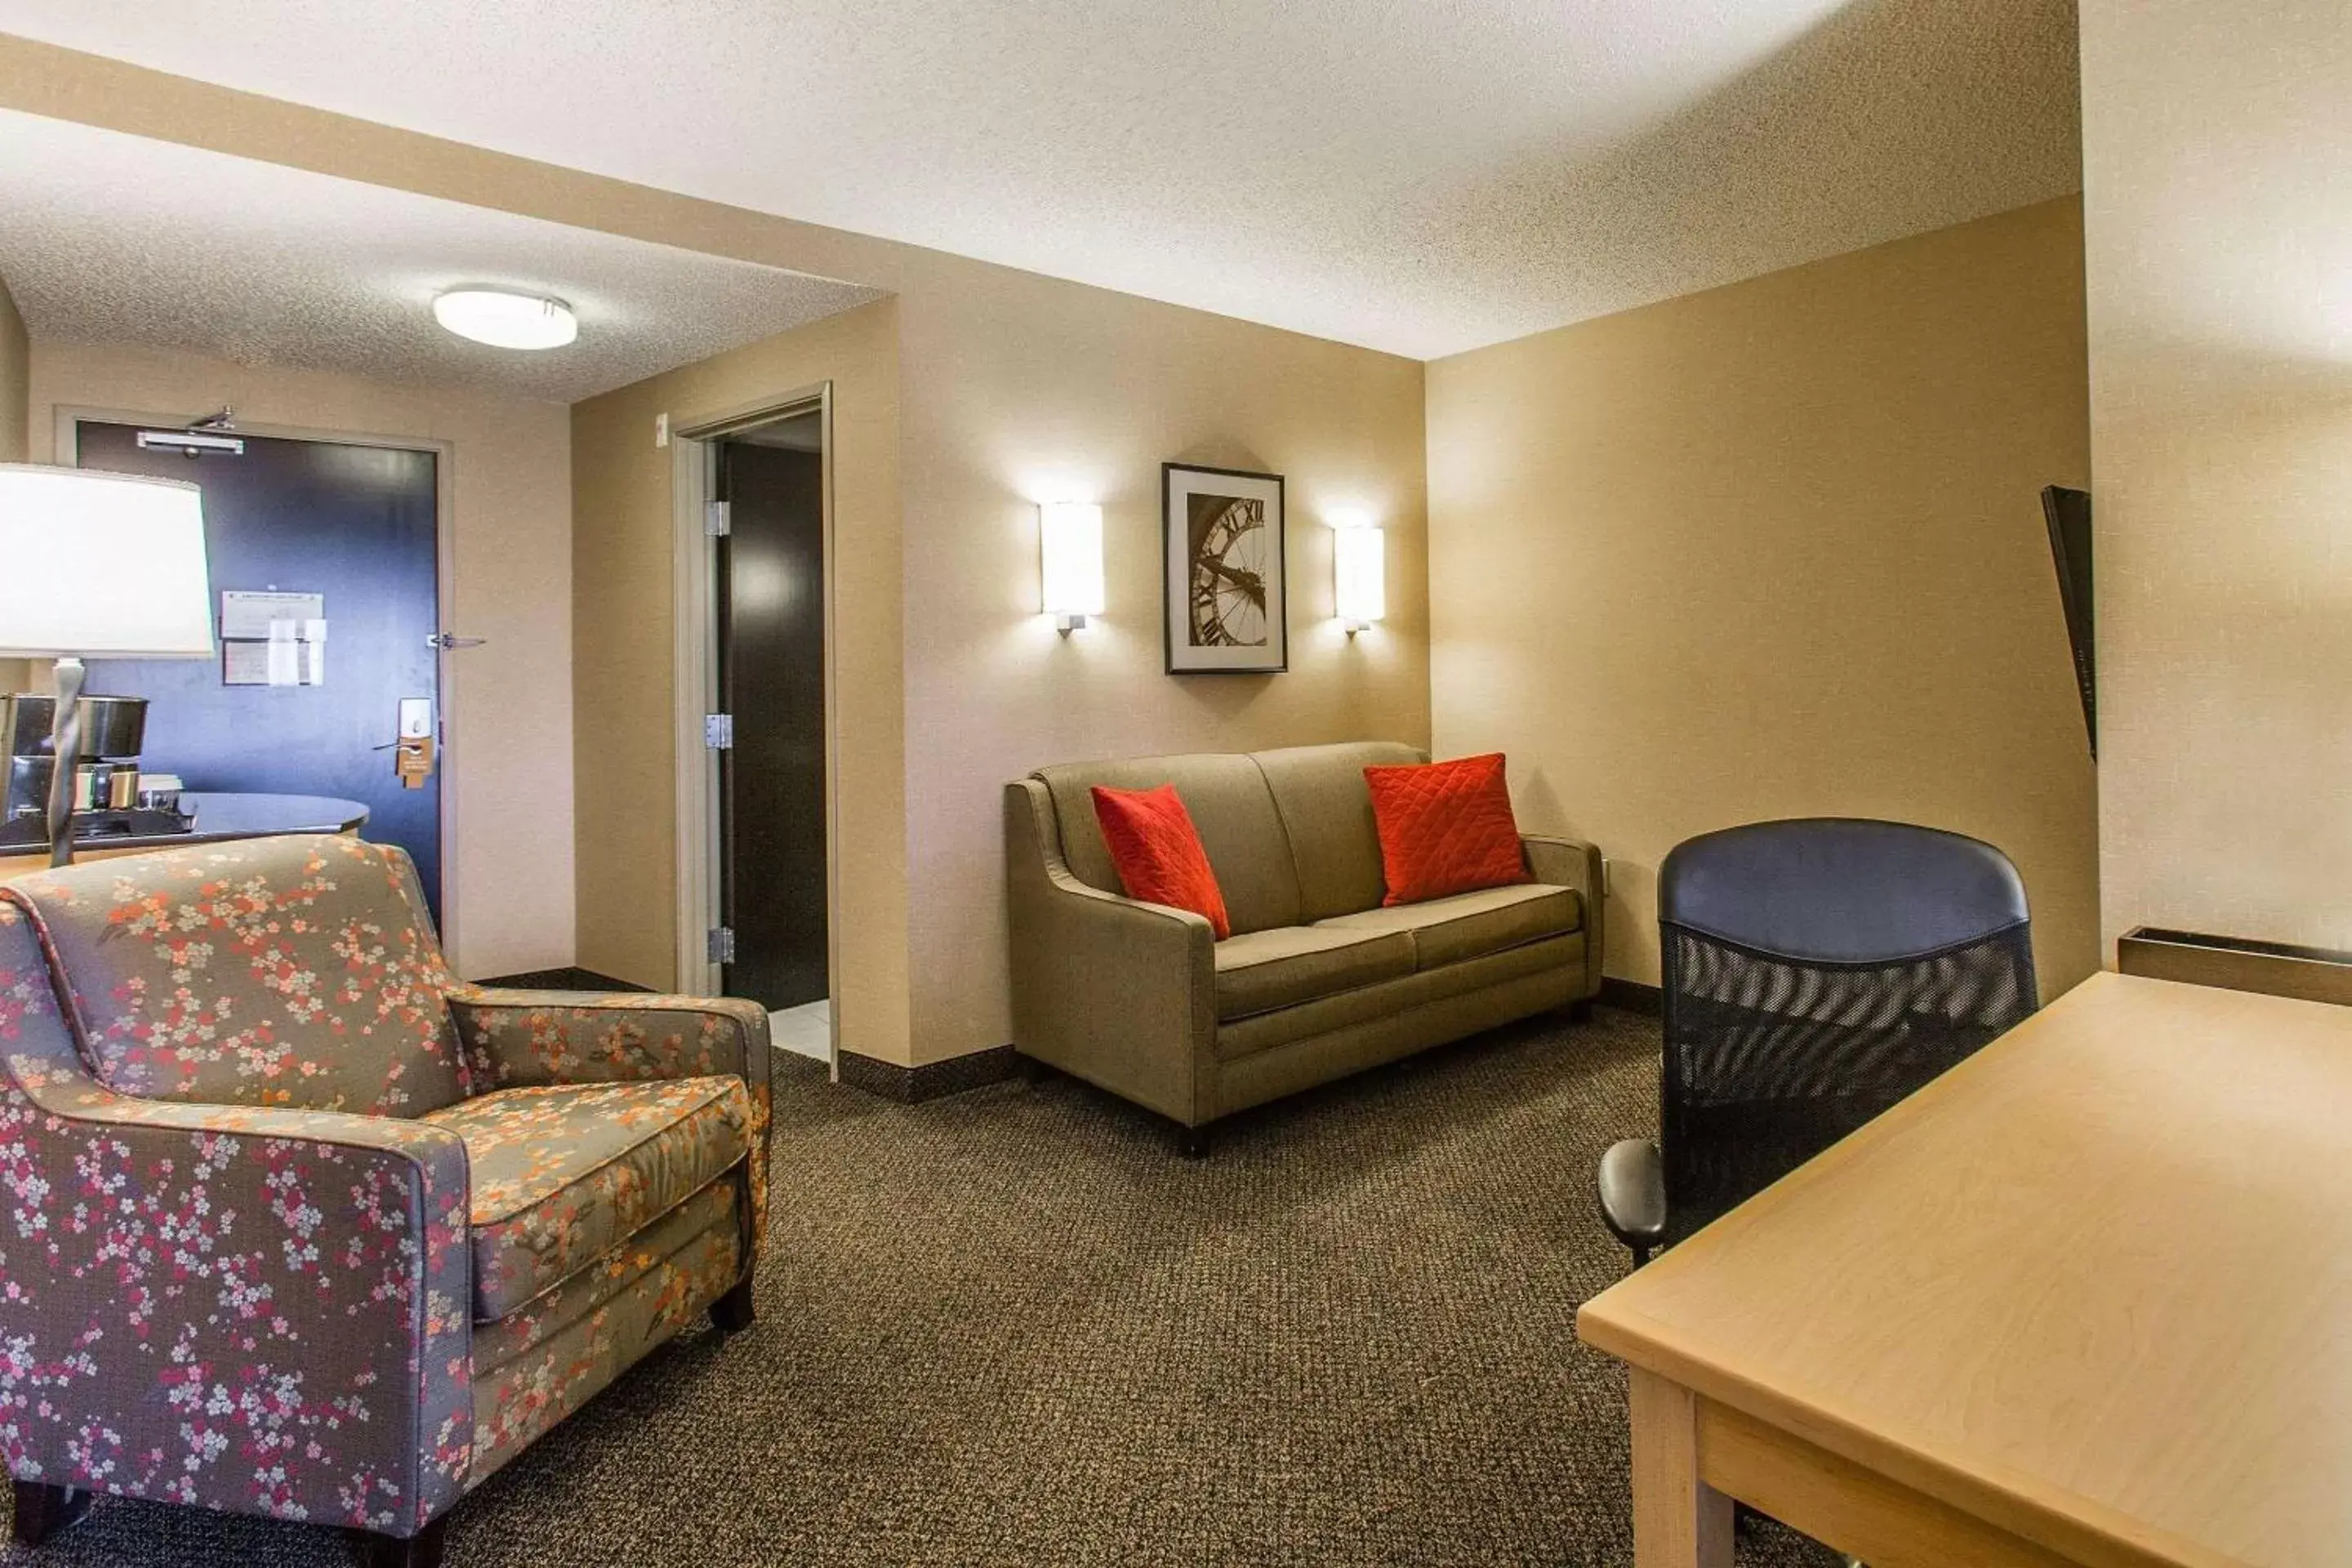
top-left (442, 987), bottom-right (773, 1265)
top-left (0, 1003), bottom-right (473, 1534)
top-left (1523, 833), bottom-right (1606, 1000)
top-left (1005, 780), bottom-right (1217, 1125)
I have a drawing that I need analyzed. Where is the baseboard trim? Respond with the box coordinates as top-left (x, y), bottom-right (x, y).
top-left (473, 967), bottom-right (655, 994)
top-left (838, 1043), bottom-right (1021, 1103)
top-left (1597, 977), bottom-right (1663, 1017)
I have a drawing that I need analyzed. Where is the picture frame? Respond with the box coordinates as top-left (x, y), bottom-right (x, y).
top-left (1162, 462), bottom-right (1287, 675)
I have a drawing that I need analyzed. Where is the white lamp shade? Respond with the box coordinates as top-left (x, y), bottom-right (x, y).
top-left (0, 466), bottom-right (216, 659)
top-left (1334, 522), bottom-right (1385, 625)
top-left (1040, 501), bottom-right (1105, 618)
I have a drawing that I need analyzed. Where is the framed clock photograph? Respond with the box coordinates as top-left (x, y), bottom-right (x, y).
top-left (1162, 462), bottom-right (1287, 675)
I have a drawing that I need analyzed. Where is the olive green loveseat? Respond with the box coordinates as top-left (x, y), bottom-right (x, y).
top-left (1005, 741), bottom-right (1602, 1150)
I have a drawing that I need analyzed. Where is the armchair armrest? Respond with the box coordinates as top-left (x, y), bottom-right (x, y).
top-left (1522, 832), bottom-right (1606, 1000)
top-left (0, 996), bottom-right (473, 1535)
top-left (442, 987), bottom-right (771, 1100)
top-left (1005, 780), bottom-right (1217, 1125)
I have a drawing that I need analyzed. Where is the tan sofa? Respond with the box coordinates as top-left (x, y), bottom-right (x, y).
top-left (1006, 741), bottom-right (1603, 1151)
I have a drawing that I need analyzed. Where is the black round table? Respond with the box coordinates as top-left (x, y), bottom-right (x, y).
top-left (0, 792), bottom-right (371, 878)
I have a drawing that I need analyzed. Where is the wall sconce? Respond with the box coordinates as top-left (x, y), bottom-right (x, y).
top-left (1039, 501), bottom-right (1104, 634)
top-left (1330, 513), bottom-right (1384, 635)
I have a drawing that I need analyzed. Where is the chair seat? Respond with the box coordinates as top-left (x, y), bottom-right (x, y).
top-left (424, 1076), bottom-right (754, 1320)
top-left (1315, 883), bottom-right (1582, 969)
top-left (1212, 924), bottom-right (1415, 1022)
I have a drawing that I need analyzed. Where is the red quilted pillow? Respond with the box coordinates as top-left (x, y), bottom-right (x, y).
top-left (1091, 783), bottom-right (1232, 940)
top-left (1363, 752), bottom-right (1531, 906)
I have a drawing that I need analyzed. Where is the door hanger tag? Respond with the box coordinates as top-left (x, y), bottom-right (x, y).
top-left (395, 735), bottom-right (435, 790)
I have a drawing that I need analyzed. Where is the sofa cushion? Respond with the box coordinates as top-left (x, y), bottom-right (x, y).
top-left (1092, 783), bottom-right (1232, 939)
top-left (1254, 741), bottom-right (1426, 921)
top-left (1318, 883), bottom-right (1583, 970)
top-left (1217, 933), bottom-right (1583, 1065)
top-left (1212, 924), bottom-right (1415, 1022)
top-left (1036, 752), bottom-right (1301, 933)
top-left (424, 1075), bottom-right (753, 1320)
top-left (0, 833), bottom-right (469, 1116)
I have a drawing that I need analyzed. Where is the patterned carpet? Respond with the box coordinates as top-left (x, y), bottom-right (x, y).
top-left (3, 1006), bottom-right (1838, 1566)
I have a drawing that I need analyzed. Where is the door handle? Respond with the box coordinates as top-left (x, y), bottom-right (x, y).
top-left (425, 634), bottom-right (488, 650)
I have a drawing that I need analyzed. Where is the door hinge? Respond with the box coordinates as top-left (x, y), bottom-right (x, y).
top-left (704, 713), bottom-right (734, 750)
top-left (425, 633), bottom-right (488, 651)
top-left (707, 926), bottom-right (736, 964)
top-left (705, 501), bottom-right (732, 537)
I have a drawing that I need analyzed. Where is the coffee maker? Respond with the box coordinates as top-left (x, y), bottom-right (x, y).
top-left (0, 693), bottom-right (190, 850)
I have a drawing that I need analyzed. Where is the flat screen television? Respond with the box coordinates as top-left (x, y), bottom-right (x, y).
top-left (2041, 484), bottom-right (2095, 756)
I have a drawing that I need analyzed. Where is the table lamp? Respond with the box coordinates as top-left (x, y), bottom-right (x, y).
top-left (0, 465), bottom-right (215, 868)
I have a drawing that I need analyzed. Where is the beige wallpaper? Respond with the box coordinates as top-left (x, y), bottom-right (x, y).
top-left (572, 273), bottom-right (1428, 1069)
top-left (893, 259), bottom-right (1429, 1064)
top-left (0, 271), bottom-right (26, 693)
top-left (1428, 198), bottom-right (2100, 993)
top-left (27, 341), bottom-right (577, 981)
top-left (2080, 0), bottom-right (2352, 959)
top-left (571, 300), bottom-right (910, 1065)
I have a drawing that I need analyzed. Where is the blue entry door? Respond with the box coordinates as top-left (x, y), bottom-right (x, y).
top-left (75, 420), bottom-right (444, 919)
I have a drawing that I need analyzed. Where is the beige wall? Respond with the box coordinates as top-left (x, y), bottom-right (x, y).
top-left (573, 272), bottom-right (1427, 1069)
top-left (0, 270), bottom-right (24, 462)
top-left (1428, 198), bottom-right (2100, 993)
top-left (893, 261), bottom-right (1428, 1063)
top-left (571, 300), bottom-right (909, 1064)
top-left (2080, 1), bottom-right (2352, 959)
top-left (28, 341), bottom-right (577, 980)
top-left (0, 271), bottom-right (26, 693)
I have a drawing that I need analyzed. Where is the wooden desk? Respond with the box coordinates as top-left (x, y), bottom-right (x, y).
top-left (0, 791), bottom-right (368, 880)
top-left (1578, 972), bottom-right (2352, 1568)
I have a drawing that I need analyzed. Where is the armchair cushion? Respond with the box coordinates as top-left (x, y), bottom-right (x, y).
top-left (1315, 884), bottom-right (1584, 970)
top-left (421, 1076), bottom-right (755, 1320)
top-left (2, 834), bottom-right (467, 1116)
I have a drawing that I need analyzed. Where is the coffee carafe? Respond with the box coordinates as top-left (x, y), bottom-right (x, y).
top-left (0, 693), bottom-right (188, 849)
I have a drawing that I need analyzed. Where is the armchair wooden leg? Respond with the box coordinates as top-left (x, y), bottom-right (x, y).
top-left (1176, 1123), bottom-right (1210, 1158)
top-left (1567, 998), bottom-right (1596, 1024)
top-left (11, 1481), bottom-right (94, 1547)
top-left (351, 1517), bottom-right (446, 1568)
top-left (710, 1274), bottom-right (758, 1334)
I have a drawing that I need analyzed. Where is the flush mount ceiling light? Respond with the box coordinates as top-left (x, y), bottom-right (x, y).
top-left (432, 287), bottom-right (578, 350)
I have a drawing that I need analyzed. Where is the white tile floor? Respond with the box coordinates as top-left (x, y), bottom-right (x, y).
top-left (768, 999), bottom-right (832, 1063)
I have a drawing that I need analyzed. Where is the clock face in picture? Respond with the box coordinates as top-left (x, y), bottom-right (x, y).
top-left (1186, 492), bottom-right (1269, 647)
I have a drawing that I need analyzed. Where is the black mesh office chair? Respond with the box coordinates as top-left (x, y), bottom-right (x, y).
top-left (1598, 818), bottom-right (2038, 1265)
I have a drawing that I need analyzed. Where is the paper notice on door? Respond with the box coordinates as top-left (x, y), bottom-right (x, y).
top-left (267, 621), bottom-right (301, 686)
top-left (221, 618), bottom-right (327, 686)
top-left (222, 641), bottom-right (272, 685)
top-left (220, 590), bottom-right (324, 639)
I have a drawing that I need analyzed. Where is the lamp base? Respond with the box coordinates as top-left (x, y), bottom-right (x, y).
top-left (44, 657), bottom-right (84, 870)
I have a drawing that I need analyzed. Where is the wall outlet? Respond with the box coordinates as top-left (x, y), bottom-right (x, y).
top-left (654, 412), bottom-right (670, 448)
top-left (1601, 858), bottom-right (1614, 898)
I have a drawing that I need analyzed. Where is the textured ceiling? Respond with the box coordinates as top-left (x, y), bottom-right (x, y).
top-left (0, 109), bottom-right (884, 401)
top-left (0, 0), bottom-right (2082, 359)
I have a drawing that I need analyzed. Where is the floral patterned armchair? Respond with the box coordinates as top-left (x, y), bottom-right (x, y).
top-left (0, 834), bottom-right (771, 1567)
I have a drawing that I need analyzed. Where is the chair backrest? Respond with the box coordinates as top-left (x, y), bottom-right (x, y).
top-left (1030, 742), bottom-right (1426, 933)
top-left (1655, 817), bottom-right (2037, 1244)
top-left (0, 832), bottom-right (469, 1116)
